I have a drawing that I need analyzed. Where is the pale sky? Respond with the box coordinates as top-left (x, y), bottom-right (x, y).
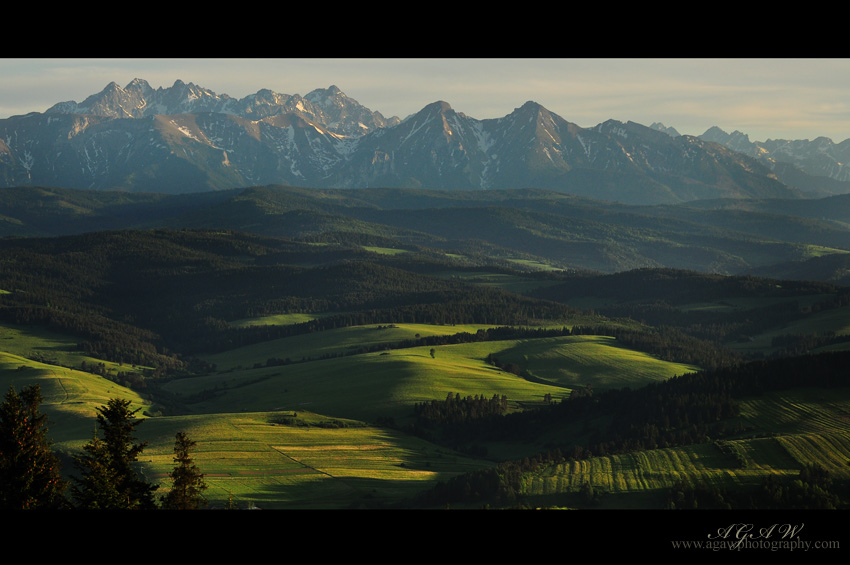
top-left (1, 58), bottom-right (848, 143)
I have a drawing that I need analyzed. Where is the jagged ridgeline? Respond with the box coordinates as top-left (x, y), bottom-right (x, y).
top-left (2, 78), bottom-right (849, 202)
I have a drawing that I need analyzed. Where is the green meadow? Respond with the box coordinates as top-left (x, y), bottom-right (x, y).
top-left (0, 350), bottom-right (151, 447)
top-left (175, 340), bottom-right (571, 425)
top-left (229, 312), bottom-right (332, 328)
top-left (362, 246), bottom-right (408, 255)
top-left (491, 335), bottom-right (699, 390)
top-left (0, 316), bottom-right (706, 509)
top-left (201, 323), bottom-right (503, 371)
top-left (0, 335), bottom-right (492, 509)
top-left (136, 411), bottom-right (491, 509)
top-left (3, 311), bottom-right (848, 510)
top-left (187, 327), bottom-right (697, 423)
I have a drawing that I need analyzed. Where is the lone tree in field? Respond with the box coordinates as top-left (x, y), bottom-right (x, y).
top-left (161, 431), bottom-right (208, 510)
top-left (71, 398), bottom-right (158, 509)
top-left (0, 385), bottom-right (68, 509)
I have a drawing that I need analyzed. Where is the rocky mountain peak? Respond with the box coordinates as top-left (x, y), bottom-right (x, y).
top-left (8, 78), bottom-right (846, 200)
top-left (650, 122), bottom-right (681, 137)
top-left (421, 100), bottom-right (454, 114)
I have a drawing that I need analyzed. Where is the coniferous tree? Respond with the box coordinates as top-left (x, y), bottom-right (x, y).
top-left (0, 385), bottom-right (68, 509)
top-left (161, 431), bottom-right (208, 510)
top-left (70, 430), bottom-right (126, 509)
top-left (71, 398), bottom-right (158, 509)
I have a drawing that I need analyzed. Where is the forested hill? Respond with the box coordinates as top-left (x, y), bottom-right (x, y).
top-left (528, 268), bottom-right (850, 351)
top-left (528, 268), bottom-right (841, 304)
top-left (0, 228), bottom-right (586, 369)
top-left (2, 184), bottom-right (850, 279)
top-left (1, 224), bottom-right (846, 378)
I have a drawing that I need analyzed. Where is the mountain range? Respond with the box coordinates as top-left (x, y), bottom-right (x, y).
top-left (2, 79), bottom-right (848, 203)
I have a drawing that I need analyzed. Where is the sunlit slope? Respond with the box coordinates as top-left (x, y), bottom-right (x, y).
top-left (201, 323), bottom-right (501, 371)
top-left (0, 351), bottom-right (150, 448)
top-left (136, 411), bottom-right (490, 509)
top-left (1, 343), bottom-right (493, 510)
top-left (176, 332), bottom-right (698, 424)
top-left (493, 335), bottom-right (700, 390)
top-left (169, 343), bottom-right (571, 424)
top-left (519, 387), bottom-right (850, 509)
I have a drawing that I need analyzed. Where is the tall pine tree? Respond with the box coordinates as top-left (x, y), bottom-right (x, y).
top-left (71, 398), bottom-right (158, 509)
top-left (0, 385), bottom-right (68, 509)
top-left (161, 431), bottom-right (208, 510)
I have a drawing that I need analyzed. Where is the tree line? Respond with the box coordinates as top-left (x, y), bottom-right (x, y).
top-left (665, 461), bottom-right (845, 510)
top-left (0, 385), bottom-right (208, 510)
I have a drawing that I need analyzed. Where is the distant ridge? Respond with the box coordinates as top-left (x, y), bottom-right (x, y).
top-left (2, 184), bottom-right (849, 279)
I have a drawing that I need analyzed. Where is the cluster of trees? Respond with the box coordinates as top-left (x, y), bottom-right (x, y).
top-left (414, 392), bottom-right (509, 427)
top-left (409, 392), bottom-right (511, 449)
top-left (0, 385), bottom-right (66, 509)
top-left (666, 463), bottom-right (843, 510)
top-left (409, 351), bottom-right (850, 508)
top-left (484, 354), bottom-right (533, 381)
top-left (0, 385), bottom-right (207, 510)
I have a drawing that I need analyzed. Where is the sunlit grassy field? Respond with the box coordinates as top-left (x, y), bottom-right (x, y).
top-left (137, 411), bottom-right (490, 509)
top-left (0, 350), bottom-right (151, 447)
top-left (179, 329), bottom-right (698, 425)
top-left (201, 323), bottom-right (502, 371)
top-left (0, 347), bottom-right (493, 509)
top-left (4, 315), bottom-right (846, 510)
top-left (171, 343), bottom-right (570, 425)
top-left (492, 335), bottom-right (699, 390)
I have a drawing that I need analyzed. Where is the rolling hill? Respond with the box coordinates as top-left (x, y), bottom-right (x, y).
top-left (0, 213), bottom-right (847, 518)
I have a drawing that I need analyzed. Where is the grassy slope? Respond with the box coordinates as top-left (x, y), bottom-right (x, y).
top-left (0, 329), bottom-right (495, 510)
top-left (200, 323), bottom-right (502, 371)
top-left (181, 326), bottom-right (699, 422)
top-left (136, 410), bottom-right (491, 509)
top-left (3, 314), bottom-right (846, 509)
top-left (0, 351), bottom-right (150, 449)
top-left (169, 343), bottom-right (568, 425)
top-left (493, 335), bottom-right (699, 390)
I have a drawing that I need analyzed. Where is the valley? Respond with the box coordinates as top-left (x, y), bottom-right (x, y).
top-left (1, 185), bottom-right (849, 516)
